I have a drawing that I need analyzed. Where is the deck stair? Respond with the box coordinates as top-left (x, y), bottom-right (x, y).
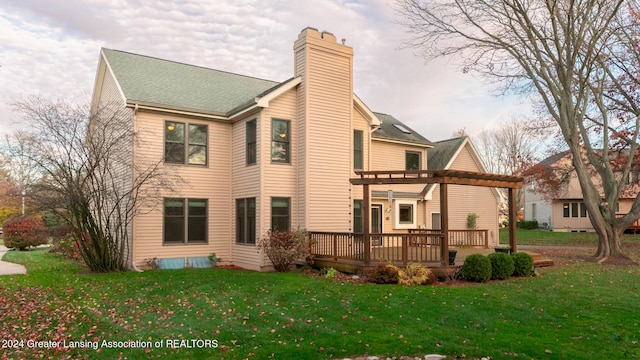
top-left (524, 251), bottom-right (554, 267)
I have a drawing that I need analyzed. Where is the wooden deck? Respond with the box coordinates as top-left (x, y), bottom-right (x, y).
top-left (309, 231), bottom-right (553, 275)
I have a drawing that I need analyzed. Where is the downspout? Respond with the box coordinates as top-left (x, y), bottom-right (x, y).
top-left (131, 103), bottom-right (143, 272)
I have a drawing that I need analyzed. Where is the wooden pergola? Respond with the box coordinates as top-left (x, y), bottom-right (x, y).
top-left (350, 169), bottom-right (524, 266)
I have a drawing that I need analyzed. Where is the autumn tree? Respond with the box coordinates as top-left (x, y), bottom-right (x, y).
top-left (476, 117), bottom-right (542, 212)
top-left (396, 0), bottom-right (640, 260)
top-left (11, 96), bottom-right (177, 271)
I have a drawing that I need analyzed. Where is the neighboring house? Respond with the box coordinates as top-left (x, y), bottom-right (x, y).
top-left (90, 27), bottom-right (500, 271)
top-left (524, 151), bottom-right (640, 232)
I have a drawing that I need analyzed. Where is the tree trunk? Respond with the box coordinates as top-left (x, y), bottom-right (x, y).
top-left (593, 222), bottom-right (624, 260)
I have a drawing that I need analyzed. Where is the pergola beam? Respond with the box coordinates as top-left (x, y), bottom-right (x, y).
top-left (350, 170), bottom-right (523, 189)
top-left (350, 177), bottom-right (522, 189)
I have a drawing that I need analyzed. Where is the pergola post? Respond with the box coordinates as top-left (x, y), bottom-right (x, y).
top-left (508, 187), bottom-right (517, 253)
top-left (440, 183), bottom-right (449, 267)
top-left (363, 183), bottom-right (371, 265)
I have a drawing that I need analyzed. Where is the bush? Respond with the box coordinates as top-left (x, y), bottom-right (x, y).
top-left (368, 264), bottom-right (401, 284)
top-left (50, 232), bottom-right (81, 261)
top-left (2, 215), bottom-right (48, 250)
top-left (512, 252), bottom-right (534, 276)
top-left (398, 263), bottom-right (437, 286)
top-left (257, 229), bottom-right (308, 272)
top-left (461, 254), bottom-right (492, 283)
top-left (488, 252), bottom-right (515, 280)
top-left (517, 220), bottom-right (539, 229)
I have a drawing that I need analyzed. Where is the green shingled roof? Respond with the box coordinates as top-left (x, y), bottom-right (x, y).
top-left (372, 113), bottom-right (432, 146)
top-left (422, 136), bottom-right (467, 195)
top-left (427, 136), bottom-right (467, 170)
top-left (102, 48), bottom-right (279, 115)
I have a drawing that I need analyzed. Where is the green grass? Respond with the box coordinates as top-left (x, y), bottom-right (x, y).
top-left (499, 228), bottom-right (640, 245)
top-left (1, 249), bottom-right (640, 359)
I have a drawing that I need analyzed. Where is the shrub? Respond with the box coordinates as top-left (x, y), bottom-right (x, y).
top-left (2, 215), bottom-right (48, 250)
top-left (50, 232), bottom-right (82, 261)
top-left (461, 254), bottom-right (492, 283)
top-left (144, 257), bottom-right (160, 270)
top-left (368, 264), bottom-right (400, 284)
top-left (517, 220), bottom-right (539, 229)
top-left (325, 268), bottom-right (338, 279)
top-left (511, 252), bottom-right (534, 277)
top-left (488, 252), bottom-right (515, 280)
top-left (399, 263), bottom-right (437, 286)
top-left (257, 229), bottom-right (308, 272)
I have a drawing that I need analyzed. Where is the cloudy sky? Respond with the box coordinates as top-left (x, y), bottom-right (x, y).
top-left (0, 0), bottom-right (530, 142)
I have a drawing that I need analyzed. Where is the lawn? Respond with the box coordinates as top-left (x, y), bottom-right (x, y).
top-left (1, 249), bottom-right (640, 359)
top-left (499, 228), bottom-right (640, 246)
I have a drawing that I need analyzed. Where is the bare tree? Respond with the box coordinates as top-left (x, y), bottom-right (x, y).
top-left (397, 0), bottom-right (640, 260)
top-left (476, 117), bottom-right (540, 176)
top-left (476, 117), bottom-right (541, 214)
top-left (11, 96), bottom-right (178, 271)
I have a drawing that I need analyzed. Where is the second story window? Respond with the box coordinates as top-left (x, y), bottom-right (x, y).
top-left (271, 119), bottom-right (290, 163)
top-left (246, 120), bottom-right (257, 165)
top-left (354, 130), bottom-right (363, 170)
top-left (165, 121), bottom-right (208, 165)
top-left (406, 151), bottom-right (421, 171)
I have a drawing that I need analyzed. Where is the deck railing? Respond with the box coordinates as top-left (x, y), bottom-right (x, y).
top-left (309, 231), bottom-right (445, 265)
top-left (409, 229), bottom-right (489, 247)
top-left (309, 232), bottom-right (365, 261)
top-left (309, 229), bottom-right (489, 266)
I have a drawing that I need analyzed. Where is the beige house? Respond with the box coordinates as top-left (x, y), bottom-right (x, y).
top-left (90, 27), bottom-right (501, 271)
top-left (524, 151), bottom-right (640, 232)
top-left (422, 137), bottom-right (500, 240)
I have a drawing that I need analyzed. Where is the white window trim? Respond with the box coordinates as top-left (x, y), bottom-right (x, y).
top-left (393, 199), bottom-right (417, 229)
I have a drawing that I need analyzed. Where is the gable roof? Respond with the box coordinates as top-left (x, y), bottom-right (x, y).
top-left (99, 49), bottom-right (410, 132)
top-left (101, 48), bottom-right (279, 116)
top-left (372, 113), bottom-right (432, 147)
top-left (427, 136), bottom-right (467, 170)
top-left (422, 136), bottom-right (498, 201)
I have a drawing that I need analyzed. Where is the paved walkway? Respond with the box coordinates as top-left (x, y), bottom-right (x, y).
top-left (0, 245), bottom-right (27, 275)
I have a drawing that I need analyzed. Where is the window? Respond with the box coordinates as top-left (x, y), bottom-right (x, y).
top-left (165, 121), bottom-right (208, 165)
top-left (353, 200), bottom-right (363, 233)
top-left (164, 198), bottom-right (207, 244)
top-left (406, 151), bottom-right (421, 170)
top-left (563, 202), bottom-right (587, 218)
top-left (393, 123), bottom-right (412, 134)
top-left (354, 130), bottom-right (363, 170)
top-left (236, 198), bottom-right (256, 244)
top-left (271, 119), bottom-right (290, 163)
top-left (246, 120), bottom-right (256, 165)
top-left (271, 197), bottom-right (290, 231)
top-left (394, 200), bottom-right (417, 229)
top-left (399, 204), bottom-right (413, 224)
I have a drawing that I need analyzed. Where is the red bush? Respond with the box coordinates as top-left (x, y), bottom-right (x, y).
top-left (257, 229), bottom-right (308, 272)
top-left (2, 215), bottom-right (49, 250)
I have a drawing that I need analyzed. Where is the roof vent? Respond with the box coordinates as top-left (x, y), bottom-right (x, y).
top-left (393, 123), bottom-right (412, 134)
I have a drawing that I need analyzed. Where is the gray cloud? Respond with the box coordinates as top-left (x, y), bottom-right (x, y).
top-left (0, 0), bottom-right (528, 140)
